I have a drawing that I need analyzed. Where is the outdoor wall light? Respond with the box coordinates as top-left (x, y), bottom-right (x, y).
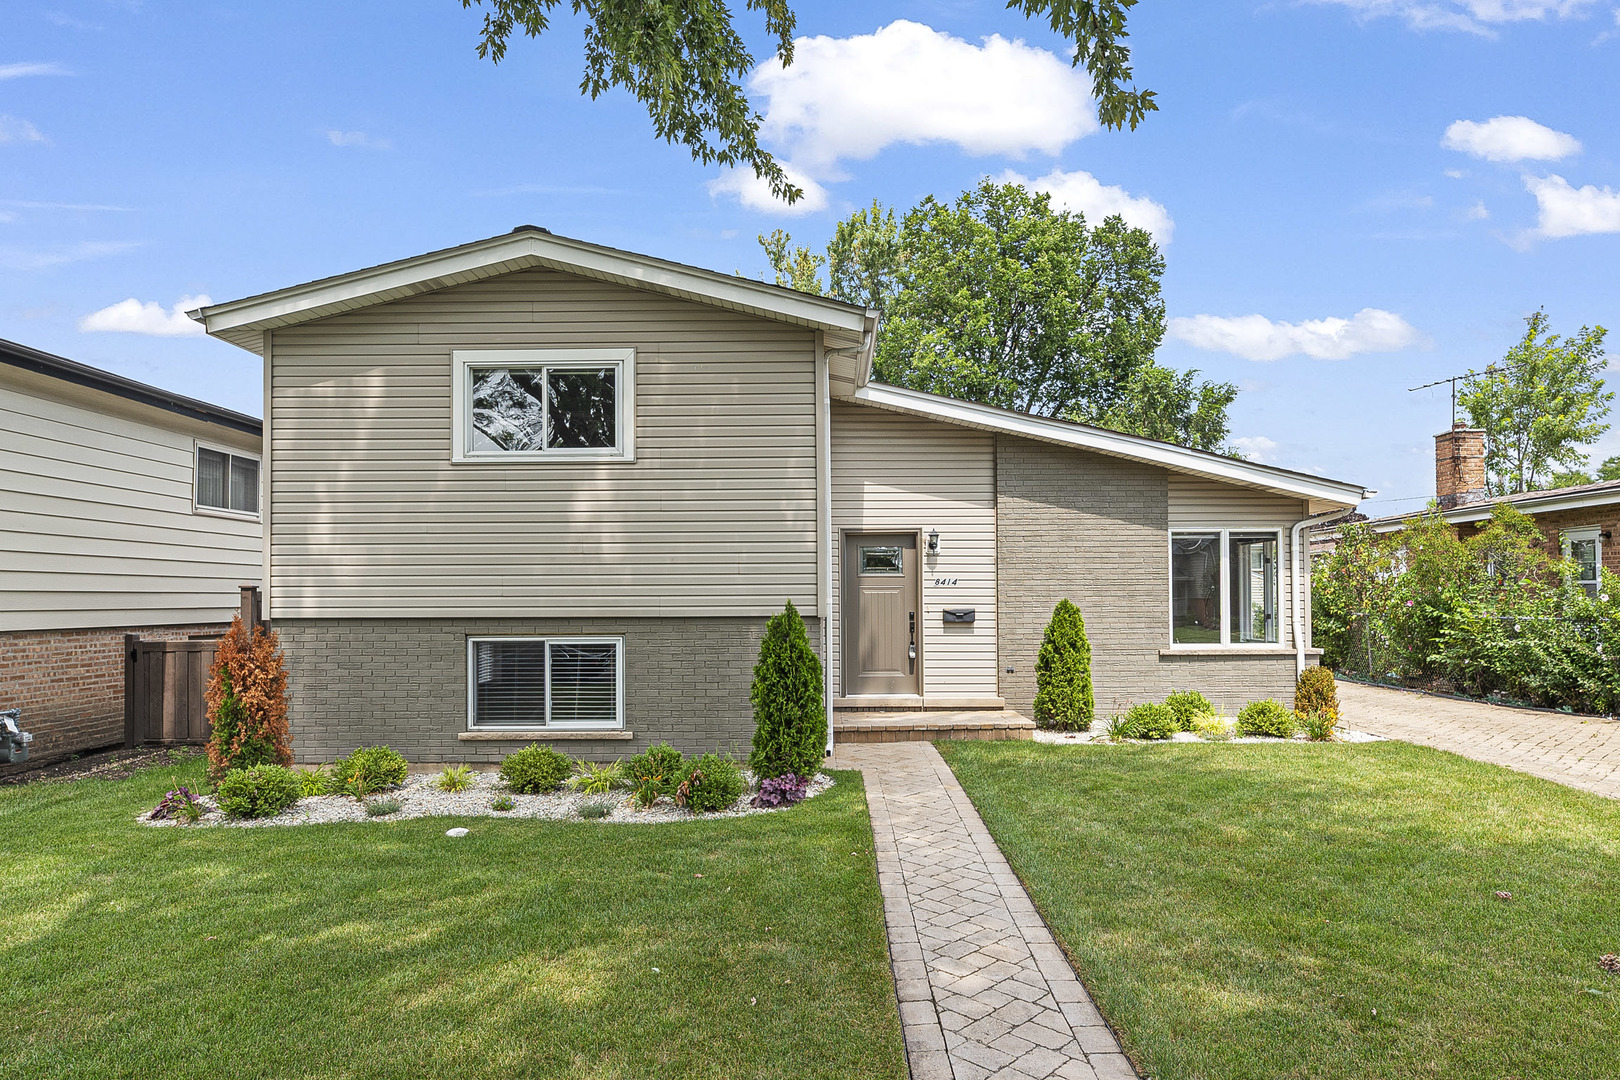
top-left (926, 528), bottom-right (940, 555)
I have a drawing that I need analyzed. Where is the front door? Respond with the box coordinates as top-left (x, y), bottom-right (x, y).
top-left (843, 533), bottom-right (920, 696)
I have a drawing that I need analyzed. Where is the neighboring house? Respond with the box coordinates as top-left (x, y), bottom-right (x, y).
top-left (192, 227), bottom-right (1368, 763)
top-left (1356, 423), bottom-right (1619, 595)
top-left (0, 338), bottom-right (262, 768)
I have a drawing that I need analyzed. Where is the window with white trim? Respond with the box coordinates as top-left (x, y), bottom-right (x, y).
top-left (196, 445), bottom-right (260, 517)
top-left (1170, 530), bottom-right (1282, 645)
top-left (452, 348), bottom-right (634, 462)
top-left (467, 637), bottom-right (624, 730)
top-left (1562, 527), bottom-right (1602, 597)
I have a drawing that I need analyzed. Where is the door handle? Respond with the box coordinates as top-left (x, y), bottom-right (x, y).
top-left (908, 611), bottom-right (917, 670)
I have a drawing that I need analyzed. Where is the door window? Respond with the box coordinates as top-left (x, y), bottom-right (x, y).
top-left (860, 546), bottom-right (904, 574)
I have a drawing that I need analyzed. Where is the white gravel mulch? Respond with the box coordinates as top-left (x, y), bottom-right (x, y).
top-left (140, 770), bottom-right (834, 828)
top-left (1032, 725), bottom-right (1384, 746)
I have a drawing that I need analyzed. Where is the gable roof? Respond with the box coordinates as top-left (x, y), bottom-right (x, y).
top-left (192, 226), bottom-right (878, 374)
top-left (847, 382), bottom-right (1371, 508)
top-left (0, 336), bottom-right (261, 437)
top-left (1365, 478), bottom-right (1620, 531)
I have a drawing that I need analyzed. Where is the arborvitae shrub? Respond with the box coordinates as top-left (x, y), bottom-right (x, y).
top-left (1164, 690), bottom-right (1216, 731)
top-left (1236, 699), bottom-right (1296, 738)
top-left (499, 744), bottom-right (574, 794)
top-left (749, 600), bottom-right (826, 780)
top-left (1033, 600), bottom-right (1095, 731)
top-left (1123, 702), bottom-right (1177, 740)
top-left (215, 764), bottom-right (302, 819)
top-left (205, 615), bottom-right (291, 784)
top-left (1294, 666), bottom-right (1340, 719)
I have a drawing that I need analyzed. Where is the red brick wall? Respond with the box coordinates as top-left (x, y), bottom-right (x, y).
top-left (0, 623), bottom-right (228, 769)
top-left (1457, 508), bottom-right (1620, 575)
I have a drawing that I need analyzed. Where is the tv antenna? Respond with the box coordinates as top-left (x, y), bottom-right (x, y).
top-left (1409, 366), bottom-right (1497, 427)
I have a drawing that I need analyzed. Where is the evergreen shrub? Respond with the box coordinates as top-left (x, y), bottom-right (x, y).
top-left (1294, 666), bottom-right (1340, 719)
top-left (204, 615), bottom-right (292, 783)
top-left (1033, 600), bottom-right (1094, 730)
top-left (498, 744), bottom-right (573, 794)
top-left (625, 743), bottom-right (685, 802)
top-left (1163, 690), bottom-right (1216, 731)
top-left (1236, 699), bottom-right (1296, 738)
top-left (1122, 702), bottom-right (1177, 740)
top-left (748, 600), bottom-right (826, 779)
top-left (216, 764), bottom-right (302, 819)
top-left (676, 753), bottom-right (746, 813)
top-left (330, 746), bottom-right (408, 797)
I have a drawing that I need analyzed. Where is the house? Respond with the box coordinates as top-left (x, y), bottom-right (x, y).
top-left (192, 227), bottom-right (1368, 763)
top-left (0, 338), bottom-right (262, 768)
top-left (1360, 423), bottom-right (1619, 595)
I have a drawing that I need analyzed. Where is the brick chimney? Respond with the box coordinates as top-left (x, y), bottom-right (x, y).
top-left (1435, 423), bottom-right (1487, 509)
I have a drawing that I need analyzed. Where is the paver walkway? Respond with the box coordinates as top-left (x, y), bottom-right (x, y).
top-left (833, 741), bottom-right (1136, 1080)
top-left (1339, 679), bottom-right (1620, 799)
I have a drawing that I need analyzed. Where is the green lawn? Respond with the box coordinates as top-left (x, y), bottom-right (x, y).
top-left (0, 759), bottom-right (906, 1080)
top-left (938, 740), bottom-right (1620, 1080)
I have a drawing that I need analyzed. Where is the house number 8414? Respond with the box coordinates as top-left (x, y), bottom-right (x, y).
top-left (933, 577), bottom-right (958, 586)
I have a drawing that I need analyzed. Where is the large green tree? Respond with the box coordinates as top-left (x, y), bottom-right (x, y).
top-left (763, 182), bottom-right (1237, 452)
top-left (1460, 310), bottom-right (1612, 494)
top-left (458, 1), bottom-right (1155, 205)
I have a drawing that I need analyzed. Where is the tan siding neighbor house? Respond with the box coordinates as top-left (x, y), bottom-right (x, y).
top-left (195, 228), bottom-right (1368, 762)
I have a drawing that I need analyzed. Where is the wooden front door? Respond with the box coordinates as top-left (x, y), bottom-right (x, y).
top-left (843, 533), bottom-right (920, 696)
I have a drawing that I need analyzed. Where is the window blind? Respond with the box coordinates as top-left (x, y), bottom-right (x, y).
top-left (470, 639), bottom-right (620, 728)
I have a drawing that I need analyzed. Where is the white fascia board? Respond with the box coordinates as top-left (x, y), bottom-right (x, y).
top-left (848, 382), bottom-right (1370, 507)
top-left (194, 232), bottom-right (868, 352)
top-left (1447, 489), bottom-right (1620, 524)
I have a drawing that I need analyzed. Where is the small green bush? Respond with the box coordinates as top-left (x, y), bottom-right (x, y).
top-left (330, 746), bottom-right (408, 797)
top-left (216, 764), bottom-right (302, 819)
top-left (294, 766), bottom-right (329, 798)
top-left (1163, 690), bottom-right (1216, 731)
top-left (365, 798), bottom-right (401, 817)
top-left (491, 794), bottom-right (515, 812)
top-left (435, 765), bottom-right (475, 793)
top-left (1123, 702), bottom-right (1177, 740)
top-left (1033, 600), bottom-right (1095, 731)
top-left (1236, 699), bottom-right (1296, 738)
top-left (1295, 666), bottom-right (1340, 719)
top-left (565, 759), bottom-right (624, 795)
top-left (625, 743), bottom-right (684, 803)
top-left (676, 753), bottom-right (746, 813)
top-left (578, 801), bottom-right (613, 820)
top-left (1191, 714), bottom-right (1233, 741)
top-left (1299, 709), bottom-right (1338, 742)
top-left (499, 744), bottom-right (573, 794)
top-left (749, 600), bottom-right (827, 780)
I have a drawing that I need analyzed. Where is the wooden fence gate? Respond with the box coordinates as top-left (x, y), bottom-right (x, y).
top-left (124, 636), bottom-right (216, 747)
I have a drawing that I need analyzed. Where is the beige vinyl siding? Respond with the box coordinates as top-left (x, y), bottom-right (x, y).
top-left (1168, 475), bottom-right (1305, 648)
top-left (830, 400), bottom-right (998, 698)
top-left (0, 376), bottom-right (261, 632)
top-left (268, 269), bottom-right (819, 618)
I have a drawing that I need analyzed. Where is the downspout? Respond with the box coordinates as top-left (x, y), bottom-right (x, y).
top-left (818, 332), bottom-right (835, 756)
top-left (1291, 509), bottom-right (1353, 677)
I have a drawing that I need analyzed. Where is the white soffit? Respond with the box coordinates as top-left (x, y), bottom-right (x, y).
top-left (194, 229), bottom-right (874, 355)
top-left (846, 382), bottom-right (1369, 507)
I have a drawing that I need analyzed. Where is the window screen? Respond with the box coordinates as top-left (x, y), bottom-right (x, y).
top-left (470, 638), bottom-right (622, 729)
top-left (1229, 534), bottom-right (1279, 643)
top-left (197, 446), bottom-right (259, 515)
top-left (1171, 534), bottom-right (1221, 643)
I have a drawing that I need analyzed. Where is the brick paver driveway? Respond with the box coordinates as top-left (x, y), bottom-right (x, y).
top-left (833, 741), bottom-right (1136, 1080)
top-left (1338, 678), bottom-right (1620, 799)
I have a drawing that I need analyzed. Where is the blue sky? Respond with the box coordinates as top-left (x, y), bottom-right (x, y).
top-left (4, 0), bottom-right (1618, 512)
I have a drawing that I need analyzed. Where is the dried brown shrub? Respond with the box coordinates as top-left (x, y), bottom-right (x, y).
top-left (204, 615), bottom-right (291, 782)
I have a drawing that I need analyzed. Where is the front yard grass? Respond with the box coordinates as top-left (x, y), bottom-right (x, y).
top-left (938, 739), bottom-right (1620, 1080)
top-left (0, 759), bottom-right (906, 1080)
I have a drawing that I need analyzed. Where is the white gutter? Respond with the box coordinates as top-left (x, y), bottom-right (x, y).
top-left (1291, 509), bottom-right (1349, 676)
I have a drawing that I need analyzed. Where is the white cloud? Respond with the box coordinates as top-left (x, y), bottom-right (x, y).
top-left (0, 62), bottom-right (70, 79)
top-left (1463, 200), bottom-right (1490, 220)
top-left (0, 240), bottom-right (134, 269)
top-left (1232, 436), bottom-right (1280, 462)
top-left (79, 294), bottom-right (211, 337)
top-left (1168, 308), bottom-right (1424, 361)
top-left (0, 116), bottom-right (47, 144)
top-left (1525, 173), bottom-right (1620, 237)
top-left (1443, 167), bottom-right (1468, 179)
top-left (712, 19), bottom-right (1096, 214)
top-left (707, 165), bottom-right (830, 216)
top-left (325, 130), bottom-right (390, 149)
top-left (1442, 116), bottom-right (1580, 162)
top-left (1311, 1), bottom-right (1597, 35)
top-left (998, 168), bottom-right (1174, 245)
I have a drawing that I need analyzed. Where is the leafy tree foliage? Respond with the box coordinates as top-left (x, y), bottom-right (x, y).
top-left (1460, 310), bottom-right (1612, 494)
top-left (749, 600), bottom-right (825, 779)
top-left (761, 181), bottom-right (1237, 452)
top-left (1600, 456), bottom-right (1620, 482)
top-left (459, 1), bottom-right (1155, 204)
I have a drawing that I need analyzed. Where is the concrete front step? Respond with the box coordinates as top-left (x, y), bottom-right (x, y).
top-left (832, 709), bottom-right (1035, 743)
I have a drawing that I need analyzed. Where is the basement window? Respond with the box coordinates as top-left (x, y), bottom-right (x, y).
top-left (467, 637), bottom-right (624, 730)
top-left (195, 445), bottom-right (260, 518)
top-left (452, 348), bottom-right (635, 463)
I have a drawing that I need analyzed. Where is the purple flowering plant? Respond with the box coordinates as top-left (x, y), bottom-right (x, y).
top-left (149, 785), bottom-right (204, 823)
top-left (751, 773), bottom-right (809, 809)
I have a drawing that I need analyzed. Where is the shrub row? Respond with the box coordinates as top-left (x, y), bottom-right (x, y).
top-left (1107, 670), bottom-right (1340, 742)
top-left (501, 742), bottom-right (750, 814)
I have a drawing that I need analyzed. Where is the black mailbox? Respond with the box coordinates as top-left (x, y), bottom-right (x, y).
top-left (943, 608), bottom-right (976, 623)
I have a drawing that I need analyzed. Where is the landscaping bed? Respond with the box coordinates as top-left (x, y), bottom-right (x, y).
top-left (1, 755), bottom-right (906, 1080)
top-left (139, 767), bottom-right (834, 827)
top-left (939, 739), bottom-right (1620, 1080)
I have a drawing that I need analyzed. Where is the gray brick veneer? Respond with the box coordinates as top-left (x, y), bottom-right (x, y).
top-left (275, 616), bottom-right (819, 764)
top-left (995, 435), bottom-right (1298, 718)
